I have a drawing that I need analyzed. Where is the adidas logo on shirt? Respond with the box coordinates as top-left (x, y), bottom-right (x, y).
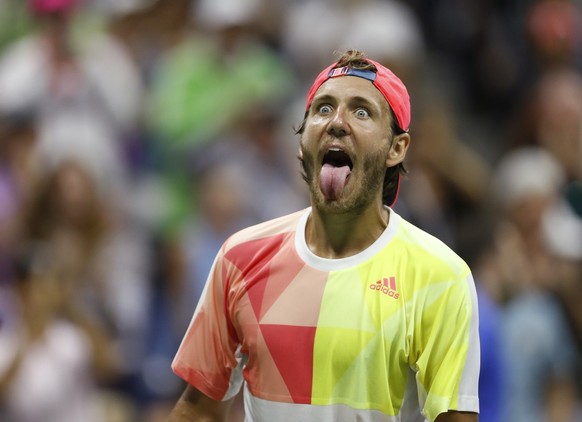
top-left (369, 277), bottom-right (399, 299)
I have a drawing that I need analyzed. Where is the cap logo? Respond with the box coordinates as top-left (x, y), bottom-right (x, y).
top-left (328, 66), bottom-right (377, 82)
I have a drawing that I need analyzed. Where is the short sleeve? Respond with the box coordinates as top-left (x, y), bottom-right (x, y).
top-left (171, 247), bottom-right (244, 401)
top-left (409, 272), bottom-right (480, 422)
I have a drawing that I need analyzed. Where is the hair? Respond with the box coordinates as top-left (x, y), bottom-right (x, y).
top-left (19, 160), bottom-right (108, 258)
top-left (296, 49), bottom-right (408, 205)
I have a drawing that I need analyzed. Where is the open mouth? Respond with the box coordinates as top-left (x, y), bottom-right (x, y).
top-left (322, 148), bottom-right (353, 169)
top-left (320, 148), bottom-right (353, 200)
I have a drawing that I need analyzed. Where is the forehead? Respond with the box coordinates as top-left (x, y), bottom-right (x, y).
top-left (312, 76), bottom-right (389, 110)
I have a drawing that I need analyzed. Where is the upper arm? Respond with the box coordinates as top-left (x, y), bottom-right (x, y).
top-left (167, 384), bottom-right (235, 421)
top-left (435, 411), bottom-right (478, 422)
top-left (172, 249), bottom-right (244, 400)
top-left (411, 271), bottom-right (480, 420)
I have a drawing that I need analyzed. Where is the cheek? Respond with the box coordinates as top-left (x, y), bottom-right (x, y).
top-left (303, 116), bottom-right (327, 137)
top-left (299, 131), bottom-right (319, 154)
top-left (299, 138), bottom-right (315, 162)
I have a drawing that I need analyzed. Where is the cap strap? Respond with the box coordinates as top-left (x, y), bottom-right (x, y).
top-left (328, 66), bottom-right (377, 82)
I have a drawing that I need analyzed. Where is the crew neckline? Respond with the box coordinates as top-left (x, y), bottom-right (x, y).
top-left (294, 207), bottom-right (400, 271)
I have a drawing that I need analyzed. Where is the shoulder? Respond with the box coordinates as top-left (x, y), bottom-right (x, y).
top-left (393, 214), bottom-right (471, 279)
top-left (221, 208), bottom-right (306, 256)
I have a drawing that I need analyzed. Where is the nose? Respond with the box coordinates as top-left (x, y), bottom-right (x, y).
top-left (326, 109), bottom-right (350, 138)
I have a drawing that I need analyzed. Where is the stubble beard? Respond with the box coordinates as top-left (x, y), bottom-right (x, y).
top-left (299, 143), bottom-right (388, 214)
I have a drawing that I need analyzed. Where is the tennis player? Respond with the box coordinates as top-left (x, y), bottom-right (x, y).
top-left (167, 49), bottom-right (480, 422)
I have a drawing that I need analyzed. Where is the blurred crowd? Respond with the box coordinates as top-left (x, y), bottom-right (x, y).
top-left (0, 0), bottom-right (581, 421)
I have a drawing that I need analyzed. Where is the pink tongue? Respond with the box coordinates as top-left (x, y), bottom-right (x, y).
top-left (320, 164), bottom-right (351, 200)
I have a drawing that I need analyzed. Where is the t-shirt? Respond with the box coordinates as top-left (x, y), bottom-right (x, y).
top-left (172, 207), bottom-right (480, 422)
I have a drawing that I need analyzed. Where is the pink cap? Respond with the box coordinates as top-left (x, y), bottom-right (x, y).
top-left (305, 58), bottom-right (411, 131)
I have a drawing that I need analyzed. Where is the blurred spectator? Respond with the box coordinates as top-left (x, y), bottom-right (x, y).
top-left (283, 0), bottom-right (425, 82)
top-left (541, 182), bottom-right (582, 416)
top-left (506, 1), bottom-right (582, 169)
top-left (229, 106), bottom-right (308, 222)
top-left (395, 94), bottom-right (492, 248)
top-left (109, 0), bottom-right (192, 87)
top-left (528, 69), bottom-right (582, 181)
top-left (0, 243), bottom-right (112, 421)
top-left (15, 159), bottom-right (153, 417)
top-left (491, 146), bottom-right (566, 299)
top-left (147, 0), bottom-right (293, 150)
top-left (491, 146), bottom-right (581, 422)
top-left (0, 0), bottom-right (143, 204)
top-left (146, 0), bottom-right (294, 229)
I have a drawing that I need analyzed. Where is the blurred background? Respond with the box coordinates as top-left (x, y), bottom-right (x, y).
top-left (0, 0), bottom-right (581, 421)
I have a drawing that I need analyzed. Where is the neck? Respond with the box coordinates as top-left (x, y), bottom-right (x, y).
top-left (305, 201), bottom-right (389, 259)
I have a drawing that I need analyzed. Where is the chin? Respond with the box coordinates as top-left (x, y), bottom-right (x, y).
top-left (312, 191), bottom-right (362, 215)
top-left (314, 200), bottom-right (347, 214)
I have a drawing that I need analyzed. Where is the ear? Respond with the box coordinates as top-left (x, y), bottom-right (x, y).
top-left (386, 133), bottom-right (410, 167)
top-left (298, 147), bottom-right (304, 160)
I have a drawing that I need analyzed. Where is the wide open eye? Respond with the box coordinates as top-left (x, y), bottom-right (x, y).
top-left (355, 108), bottom-right (369, 118)
top-left (318, 104), bottom-right (333, 114)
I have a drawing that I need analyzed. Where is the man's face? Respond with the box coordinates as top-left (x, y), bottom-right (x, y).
top-left (299, 76), bottom-right (398, 213)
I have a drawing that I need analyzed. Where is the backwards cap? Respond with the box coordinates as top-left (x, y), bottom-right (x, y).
top-left (305, 57), bottom-right (411, 131)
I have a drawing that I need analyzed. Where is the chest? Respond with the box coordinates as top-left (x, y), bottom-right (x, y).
top-left (230, 263), bottom-right (410, 400)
